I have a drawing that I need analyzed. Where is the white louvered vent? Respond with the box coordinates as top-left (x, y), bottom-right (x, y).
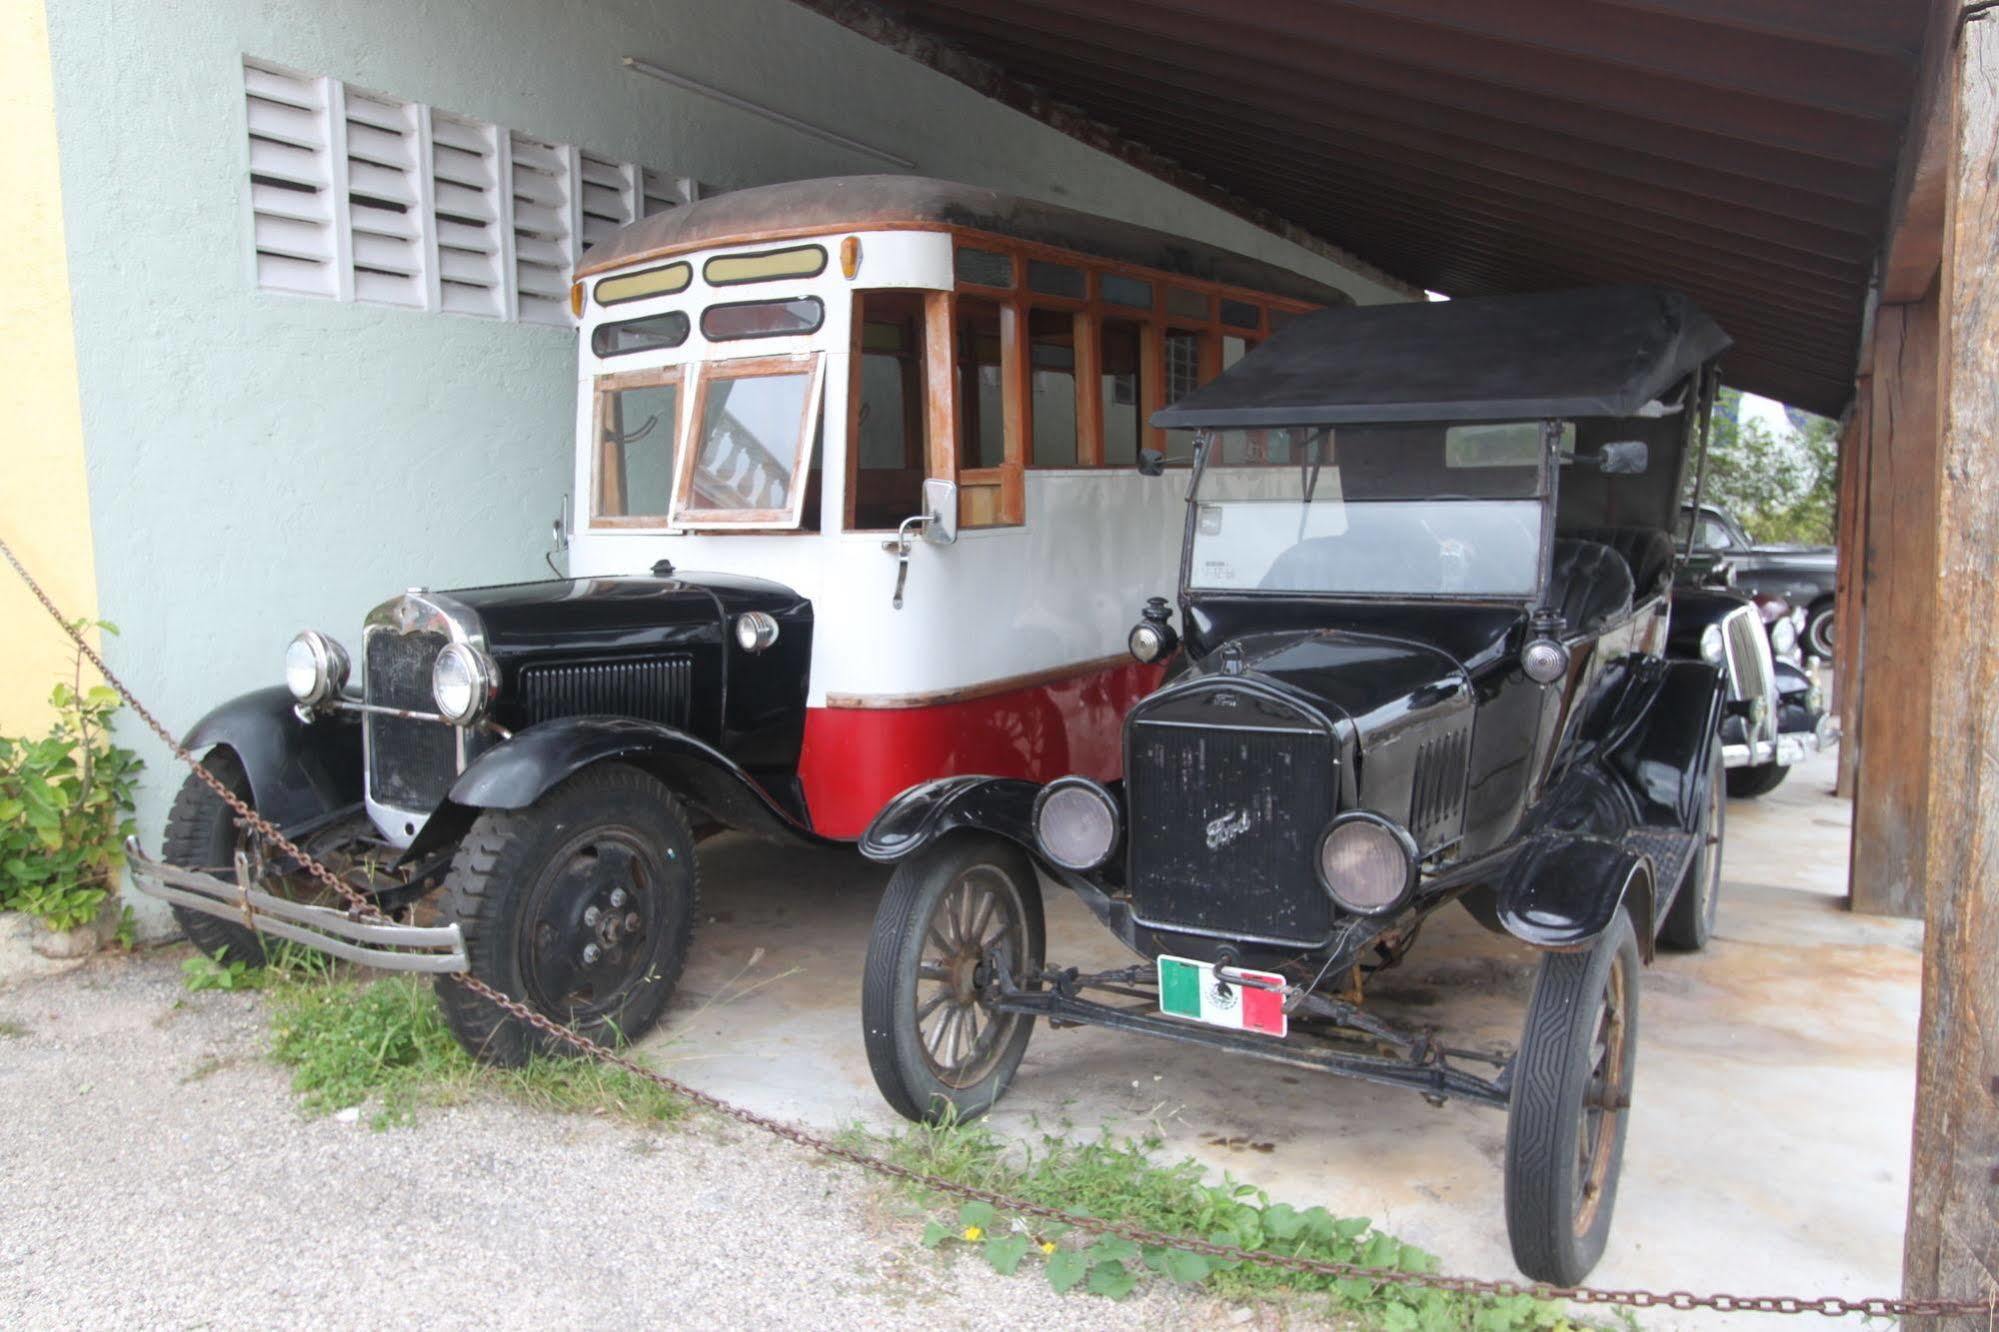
top-left (509, 133), bottom-right (577, 326)
top-left (342, 90), bottom-right (426, 308)
top-left (244, 61), bottom-right (340, 297)
top-left (429, 112), bottom-right (508, 319)
top-left (241, 57), bottom-right (701, 326)
top-left (580, 151), bottom-right (637, 249)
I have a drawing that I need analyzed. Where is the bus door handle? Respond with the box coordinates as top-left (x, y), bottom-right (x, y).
top-left (885, 514), bottom-right (926, 610)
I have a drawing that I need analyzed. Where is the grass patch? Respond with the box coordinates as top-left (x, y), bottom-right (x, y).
top-left (256, 970), bottom-right (685, 1131)
top-left (0, 1019), bottom-right (28, 1039)
top-left (851, 1117), bottom-right (1603, 1329)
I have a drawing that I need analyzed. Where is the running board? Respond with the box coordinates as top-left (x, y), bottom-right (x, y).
top-left (125, 837), bottom-right (469, 974)
top-left (988, 986), bottom-right (1510, 1108)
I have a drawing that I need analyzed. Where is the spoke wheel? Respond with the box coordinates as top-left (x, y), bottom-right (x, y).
top-left (863, 834), bottom-right (1044, 1123)
top-left (436, 765), bottom-right (697, 1067)
top-left (1505, 906), bottom-right (1642, 1285)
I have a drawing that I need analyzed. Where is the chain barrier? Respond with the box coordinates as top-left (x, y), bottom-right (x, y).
top-left (4, 534), bottom-right (1990, 1323)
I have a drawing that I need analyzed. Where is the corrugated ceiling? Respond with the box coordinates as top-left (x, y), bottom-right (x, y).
top-left (815, 0), bottom-right (1930, 416)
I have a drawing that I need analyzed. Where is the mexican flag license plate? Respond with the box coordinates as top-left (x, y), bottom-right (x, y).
top-left (1156, 955), bottom-right (1288, 1038)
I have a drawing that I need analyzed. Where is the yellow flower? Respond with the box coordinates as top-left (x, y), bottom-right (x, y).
top-left (962, 1226), bottom-right (984, 1242)
top-left (1040, 1241), bottom-right (1058, 1255)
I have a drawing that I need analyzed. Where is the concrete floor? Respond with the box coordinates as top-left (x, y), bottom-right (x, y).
top-left (642, 746), bottom-right (1922, 1326)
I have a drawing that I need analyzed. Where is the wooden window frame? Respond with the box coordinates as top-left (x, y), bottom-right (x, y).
top-left (670, 352), bottom-right (826, 529)
top-left (589, 364), bottom-right (686, 530)
top-left (845, 289), bottom-right (931, 533)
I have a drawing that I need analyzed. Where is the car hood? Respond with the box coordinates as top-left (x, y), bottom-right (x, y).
top-left (1745, 545), bottom-right (1835, 570)
top-left (441, 573), bottom-right (806, 661)
top-left (1177, 627), bottom-right (1474, 737)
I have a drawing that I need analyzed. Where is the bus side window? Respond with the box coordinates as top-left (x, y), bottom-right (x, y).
top-left (954, 296), bottom-right (1021, 527)
top-left (849, 291), bottom-right (928, 531)
top-left (1161, 328), bottom-right (1205, 464)
top-left (1029, 309), bottom-right (1078, 467)
top-left (1099, 317), bottom-right (1146, 465)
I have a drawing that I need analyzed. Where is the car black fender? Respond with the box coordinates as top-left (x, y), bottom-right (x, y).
top-left (1493, 835), bottom-right (1656, 960)
top-left (1605, 657), bottom-right (1724, 828)
top-left (182, 685), bottom-right (362, 829)
top-left (857, 775), bottom-right (1043, 864)
top-left (405, 716), bottom-right (830, 862)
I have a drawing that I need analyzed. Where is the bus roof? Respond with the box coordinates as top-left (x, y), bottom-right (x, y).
top-left (575, 174), bottom-right (1352, 308)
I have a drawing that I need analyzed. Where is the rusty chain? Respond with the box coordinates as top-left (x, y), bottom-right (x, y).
top-left (4, 534), bottom-right (1991, 1323)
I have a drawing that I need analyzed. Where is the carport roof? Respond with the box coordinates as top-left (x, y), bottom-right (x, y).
top-left (803, 0), bottom-right (1935, 417)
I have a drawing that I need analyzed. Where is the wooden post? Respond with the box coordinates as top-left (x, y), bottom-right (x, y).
top-left (1832, 384), bottom-right (1869, 799)
top-left (1903, 10), bottom-right (1999, 1320)
top-left (1848, 294), bottom-right (1940, 918)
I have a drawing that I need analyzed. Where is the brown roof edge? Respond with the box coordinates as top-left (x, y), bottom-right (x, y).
top-left (781, 0), bottom-right (1424, 303)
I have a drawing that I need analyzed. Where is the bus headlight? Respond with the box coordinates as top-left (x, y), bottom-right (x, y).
top-left (432, 642), bottom-right (499, 724)
top-left (734, 611), bottom-right (780, 653)
top-left (1699, 623), bottom-right (1726, 664)
top-left (284, 631), bottom-right (350, 707)
top-left (1316, 813), bottom-right (1416, 916)
top-left (1034, 778), bottom-right (1119, 871)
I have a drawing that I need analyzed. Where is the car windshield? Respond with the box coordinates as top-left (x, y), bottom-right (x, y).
top-left (1187, 423), bottom-right (1553, 598)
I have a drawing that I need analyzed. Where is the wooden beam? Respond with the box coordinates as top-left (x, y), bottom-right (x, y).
top-left (1879, 0), bottom-right (1963, 304)
top-left (1904, 8), bottom-right (1999, 1317)
top-left (1832, 381), bottom-right (1869, 799)
top-left (1848, 294), bottom-right (1939, 919)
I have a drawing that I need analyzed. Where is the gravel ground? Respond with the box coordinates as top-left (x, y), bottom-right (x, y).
top-left (0, 950), bottom-right (1288, 1330)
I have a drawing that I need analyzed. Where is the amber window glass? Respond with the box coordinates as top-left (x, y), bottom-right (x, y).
top-left (852, 291), bottom-right (929, 531)
top-left (595, 261), bottom-right (692, 306)
top-left (594, 373), bottom-right (681, 520)
top-left (1029, 309), bottom-right (1079, 467)
top-left (954, 298), bottom-right (1009, 471)
top-left (1099, 318), bottom-right (1147, 466)
top-left (703, 245), bottom-right (827, 286)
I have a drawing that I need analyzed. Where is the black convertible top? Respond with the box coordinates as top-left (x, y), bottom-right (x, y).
top-left (1153, 286), bottom-right (1730, 428)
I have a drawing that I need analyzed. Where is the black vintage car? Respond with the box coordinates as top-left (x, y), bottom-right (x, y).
top-left (857, 288), bottom-right (1732, 1284)
top-left (1666, 581), bottom-right (1834, 798)
top-left (1679, 501), bottom-right (1837, 659)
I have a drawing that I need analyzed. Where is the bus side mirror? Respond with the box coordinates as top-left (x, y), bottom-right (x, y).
top-left (921, 478), bottom-right (958, 546)
top-left (1136, 449), bottom-right (1166, 477)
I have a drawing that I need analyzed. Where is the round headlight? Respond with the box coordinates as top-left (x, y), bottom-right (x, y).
top-left (734, 611), bottom-right (779, 654)
top-left (1520, 638), bottom-right (1569, 685)
top-left (1699, 622), bottom-right (1726, 665)
top-left (1769, 617), bottom-right (1798, 656)
top-left (1033, 778), bottom-right (1119, 871)
top-left (431, 642), bottom-right (498, 724)
top-left (284, 631), bottom-right (349, 706)
top-left (1129, 622), bottom-right (1167, 664)
top-left (1316, 814), bottom-right (1416, 916)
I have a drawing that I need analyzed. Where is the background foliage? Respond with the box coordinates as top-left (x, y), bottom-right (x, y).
top-left (0, 621), bottom-right (143, 931)
top-left (1691, 389), bottom-right (1841, 546)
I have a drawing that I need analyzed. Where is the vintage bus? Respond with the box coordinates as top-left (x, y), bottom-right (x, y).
top-left (137, 175), bottom-right (1356, 1060)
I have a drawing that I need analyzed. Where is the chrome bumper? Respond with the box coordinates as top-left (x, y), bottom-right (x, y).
top-left (1723, 713), bottom-right (1838, 770)
top-left (125, 837), bottom-right (468, 973)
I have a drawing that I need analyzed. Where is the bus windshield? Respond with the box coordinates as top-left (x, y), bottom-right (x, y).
top-left (1186, 423), bottom-right (1554, 598)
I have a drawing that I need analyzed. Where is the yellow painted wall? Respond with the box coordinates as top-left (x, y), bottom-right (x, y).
top-left (0, 0), bottom-right (97, 736)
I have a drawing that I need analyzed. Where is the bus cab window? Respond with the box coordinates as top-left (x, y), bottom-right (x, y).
top-left (594, 370), bottom-right (682, 522)
top-left (851, 291), bottom-right (927, 531)
top-left (1162, 329), bottom-right (1203, 464)
top-left (1029, 309), bottom-right (1078, 467)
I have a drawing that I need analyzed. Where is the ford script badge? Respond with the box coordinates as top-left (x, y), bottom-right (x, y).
top-left (1205, 808), bottom-right (1252, 850)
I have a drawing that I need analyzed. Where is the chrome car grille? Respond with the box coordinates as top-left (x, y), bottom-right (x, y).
top-left (364, 628), bottom-right (456, 818)
top-left (518, 655), bottom-right (692, 728)
top-left (1721, 606), bottom-right (1774, 705)
top-left (1125, 696), bottom-right (1337, 947)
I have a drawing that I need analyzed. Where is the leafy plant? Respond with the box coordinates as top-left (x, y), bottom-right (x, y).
top-left (864, 1117), bottom-right (1604, 1329)
top-left (264, 971), bottom-right (683, 1130)
top-left (182, 951), bottom-right (267, 992)
top-left (0, 620), bottom-right (144, 932)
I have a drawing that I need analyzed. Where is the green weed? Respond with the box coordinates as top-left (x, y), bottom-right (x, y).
top-left (0, 1019), bottom-right (28, 1039)
top-left (854, 1117), bottom-right (1606, 1329)
top-left (264, 971), bottom-right (683, 1130)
